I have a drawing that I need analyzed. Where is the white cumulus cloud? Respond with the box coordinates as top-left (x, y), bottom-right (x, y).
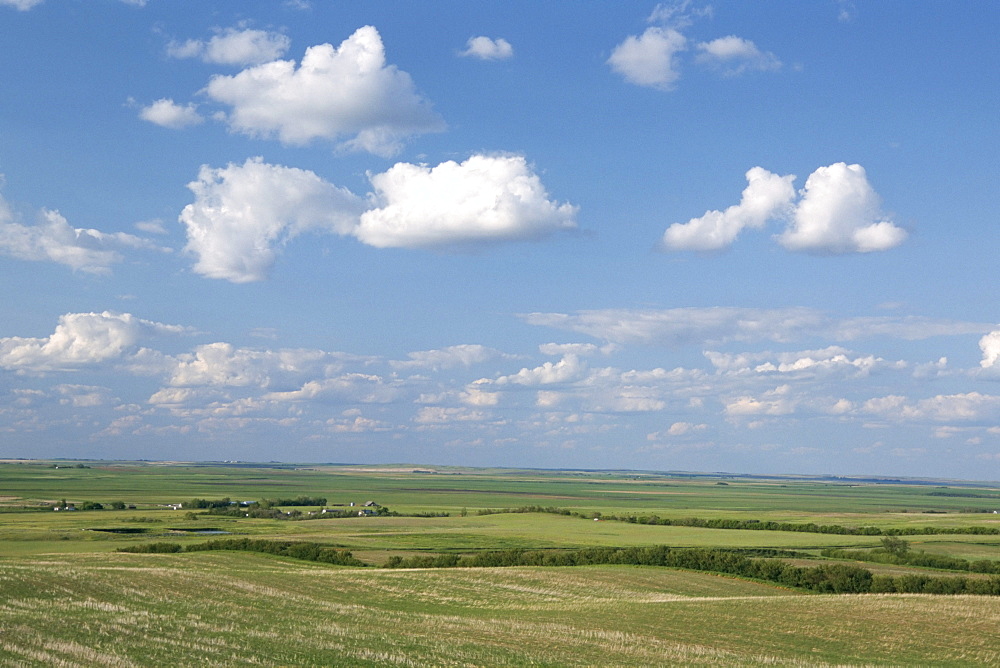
top-left (168, 28), bottom-right (291, 66)
top-left (139, 98), bottom-right (204, 129)
top-left (179, 157), bottom-right (364, 282)
top-left (167, 342), bottom-right (332, 388)
top-left (705, 347), bottom-right (904, 378)
top-left (490, 354), bottom-right (588, 387)
top-left (148, 387), bottom-right (214, 407)
top-left (695, 36), bottom-right (781, 74)
top-left (664, 163), bottom-right (906, 254)
top-left (863, 392), bottom-right (1000, 422)
top-left (0, 194), bottom-right (165, 273)
top-left (355, 154), bottom-right (578, 249)
top-left (725, 384), bottom-right (797, 417)
top-left (326, 414), bottom-right (391, 433)
top-left (779, 162), bottom-right (907, 253)
top-left (415, 406), bottom-right (489, 424)
top-left (54, 384), bottom-right (113, 408)
top-left (610, 4), bottom-right (779, 91)
top-left (180, 154), bottom-right (575, 281)
top-left (460, 36), bottom-right (513, 60)
top-left (663, 167), bottom-right (795, 250)
top-left (264, 374), bottom-right (399, 404)
top-left (0, 312), bottom-right (183, 372)
top-left (608, 27), bottom-right (687, 90)
top-left (461, 384), bottom-right (500, 407)
top-left (667, 421), bottom-right (707, 436)
top-left (979, 330), bottom-right (1000, 370)
top-left (203, 25), bottom-right (444, 155)
top-left (390, 344), bottom-right (507, 371)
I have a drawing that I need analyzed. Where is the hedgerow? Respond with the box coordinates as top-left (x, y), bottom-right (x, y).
top-left (821, 546), bottom-right (1000, 574)
top-left (119, 538), bottom-right (364, 566)
top-left (476, 505), bottom-right (1000, 536)
top-left (382, 545), bottom-right (1000, 595)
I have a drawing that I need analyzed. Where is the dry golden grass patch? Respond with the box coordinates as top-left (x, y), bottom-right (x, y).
top-left (3, 550), bottom-right (1000, 666)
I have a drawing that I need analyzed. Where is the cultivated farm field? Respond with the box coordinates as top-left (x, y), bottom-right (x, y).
top-left (2, 460), bottom-right (1000, 666)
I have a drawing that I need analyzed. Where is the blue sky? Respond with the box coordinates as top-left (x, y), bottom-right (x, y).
top-left (1, 1), bottom-right (998, 479)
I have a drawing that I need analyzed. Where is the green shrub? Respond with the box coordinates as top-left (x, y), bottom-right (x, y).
top-left (118, 542), bottom-right (183, 554)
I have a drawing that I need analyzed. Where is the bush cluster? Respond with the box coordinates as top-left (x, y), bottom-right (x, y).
top-left (185, 497), bottom-right (237, 509)
top-left (118, 542), bottom-right (183, 553)
top-left (870, 574), bottom-right (1000, 594)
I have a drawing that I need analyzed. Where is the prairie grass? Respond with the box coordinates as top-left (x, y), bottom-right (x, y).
top-left (3, 462), bottom-right (1000, 665)
top-left (2, 552), bottom-right (1000, 666)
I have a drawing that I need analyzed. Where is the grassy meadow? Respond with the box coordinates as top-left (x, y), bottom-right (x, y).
top-left (2, 459), bottom-right (1000, 665)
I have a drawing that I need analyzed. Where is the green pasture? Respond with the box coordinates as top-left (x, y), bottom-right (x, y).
top-left (917, 539), bottom-right (1000, 561)
top-left (4, 460), bottom-right (1000, 518)
top-left (10, 506), bottom-right (1000, 560)
top-left (283, 513), bottom-right (887, 553)
top-left (3, 460), bottom-right (1000, 665)
top-left (2, 460), bottom-right (1000, 561)
top-left (0, 512), bottom-right (882, 558)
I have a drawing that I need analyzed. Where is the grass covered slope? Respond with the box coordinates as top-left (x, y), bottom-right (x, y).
top-left (3, 461), bottom-right (1000, 665)
top-left (2, 551), bottom-right (999, 666)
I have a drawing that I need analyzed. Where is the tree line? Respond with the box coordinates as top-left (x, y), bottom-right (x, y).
top-left (119, 538), bottom-right (1000, 596)
top-left (51, 500), bottom-right (128, 511)
top-left (476, 505), bottom-right (1000, 536)
top-left (118, 538), bottom-right (364, 566)
top-left (203, 503), bottom-right (399, 520)
top-left (382, 545), bottom-right (1000, 595)
top-left (822, 537), bottom-right (1000, 574)
top-left (186, 496), bottom-right (328, 509)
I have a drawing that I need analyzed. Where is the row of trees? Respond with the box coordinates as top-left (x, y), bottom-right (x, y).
top-left (204, 503), bottom-right (397, 520)
top-left (384, 546), bottom-right (877, 592)
top-left (119, 538), bottom-right (364, 566)
top-left (185, 497), bottom-right (238, 509)
top-left (382, 545), bottom-right (1000, 595)
top-left (822, 537), bottom-right (1000, 574)
top-left (52, 499), bottom-right (128, 511)
top-left (186, 496), bottom-right (330, 509)
top-left (474, 505), bottom-right (1000, 536)
top-left (254, 496), bottom-right (328, 508)
top-left (116, 537), bottom-right (1000, 596)
top-left (207, 505), bottom-right (303, 519)
top-left (607, 512), bottom-right (1000, 535)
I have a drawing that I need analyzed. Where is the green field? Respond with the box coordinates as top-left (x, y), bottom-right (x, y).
top-left (2, 460), bottom-right (1000, 665)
